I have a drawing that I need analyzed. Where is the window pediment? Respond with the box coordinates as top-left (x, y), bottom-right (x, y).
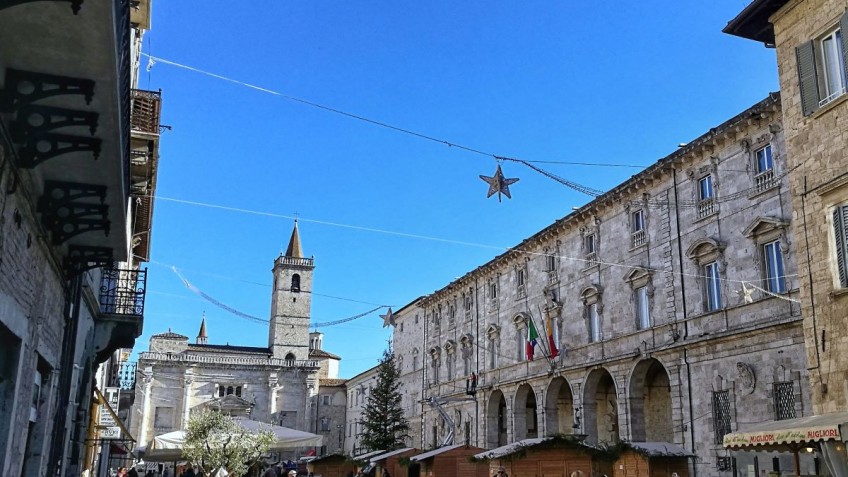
top-left (429, 346), bottom-right (441, 357)
top-left (743, 216), bottom-right (789, 240)
top-left (512, 312), bottom-right (531, 328)
top-left (580, 285), bottom-right (602, 305)
top-left (686, 238), bottom-right (725, 264)
top-left (444, 340), bottom-right (457, 353)
top-left (624, 267), bottom-right (653, 288)
top-left (486, 324), bottom-right (500, 338)
top-left (459, 334), bottom-right (473, 347)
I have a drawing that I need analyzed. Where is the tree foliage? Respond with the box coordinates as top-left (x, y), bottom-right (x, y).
top-left (360, 344), bottom-right (410, 452)
top-left (183, 409), bottom-right (275, 476)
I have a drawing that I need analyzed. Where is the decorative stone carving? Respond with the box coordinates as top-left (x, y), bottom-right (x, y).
top-left (736, 362), bottom-right (756, 394)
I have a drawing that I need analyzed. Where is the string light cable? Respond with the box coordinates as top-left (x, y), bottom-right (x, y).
top-left (141, 53), bottom-right (648, 196)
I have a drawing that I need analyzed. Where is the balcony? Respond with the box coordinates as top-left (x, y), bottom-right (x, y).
top-left (631, 230), bottom-right (647, 248)
top-left (754, 169), bottom-right (776, 194)
top-left (697, 198), bottom-right (717, 219)
top-left (278, 256), bottom-right (314, 268)
top-left (130, 89), bottom-right (162, 135)
top-left (93, 267), bottom-right (147, 363)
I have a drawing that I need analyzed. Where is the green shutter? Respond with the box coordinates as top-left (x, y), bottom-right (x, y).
top-left (834, 206), bottom-right (848, 288)
top-left (797, 40), bottom-right (820, 116)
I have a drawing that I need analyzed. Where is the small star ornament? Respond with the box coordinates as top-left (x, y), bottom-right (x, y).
top-left (381, 307), bottom-right (395, 328)
top-left (480, 164), bottom-right (519, 201)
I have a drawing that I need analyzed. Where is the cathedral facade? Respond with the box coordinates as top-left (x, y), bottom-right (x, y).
top-left (130, 223), bottom-right (344, 454)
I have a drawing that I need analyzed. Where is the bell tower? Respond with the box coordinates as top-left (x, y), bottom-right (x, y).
top-left (269, 221), bottom-right (314, 359)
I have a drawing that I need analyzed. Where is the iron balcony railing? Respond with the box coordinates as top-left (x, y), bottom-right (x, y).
top-left (100, 267), bottom-right (147, 317)
top-left (130, 89), bottom-right (162, 135)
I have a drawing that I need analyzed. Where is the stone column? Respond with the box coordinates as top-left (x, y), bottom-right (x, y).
top-left (268, 373), bottom-right (279, 419)
top-left (182, 371), bottom-right (194, 428)
top-left (139, 369), bottom-right (154, 445)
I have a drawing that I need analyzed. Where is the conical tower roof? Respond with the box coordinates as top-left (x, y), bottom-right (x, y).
top-left (196, 313), bottom-right (208, 344)
top-left (285, 220), bottom-right (303, 258)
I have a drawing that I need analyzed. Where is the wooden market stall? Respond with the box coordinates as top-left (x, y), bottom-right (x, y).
top-left (613, 442), bottom-right (693, 477)
top-left (307, 454), bottom-right (355, 477)
top-left (409, 444), bottom-right (489, 477)
top-left (472, 436), bottom-right (598, 477)
top-left (370, 447), bottom-right (419, 477)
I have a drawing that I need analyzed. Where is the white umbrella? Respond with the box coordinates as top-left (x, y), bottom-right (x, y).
top-left (144, 419), bottom-right (323, 461)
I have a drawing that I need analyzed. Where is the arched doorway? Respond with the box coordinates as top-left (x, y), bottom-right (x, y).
top-left (486, 390), bottom-right (508, 448)
top-left (583, 368), bottom-right (619, 444)
top-left (629, 358), bottom-right (673, 442)
top-left (513, 384), bottom-right (538, 440)
top-left (545, 377), bottom-right (574, 435)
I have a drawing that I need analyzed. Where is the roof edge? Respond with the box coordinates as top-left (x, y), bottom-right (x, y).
top-left (722, 0), bottom-right (790, 43)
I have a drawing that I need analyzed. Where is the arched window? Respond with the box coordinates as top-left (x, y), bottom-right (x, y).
top-left (236, 386), bottom-right (242, 397)
top-left (285, 353), bottom-right (296, 361)
top-left (291, 274), bottom-right (301, 292)
top-left (226, 386), bottom-right (234, 395)
top-left (218, 385), bottom-right (225, 397)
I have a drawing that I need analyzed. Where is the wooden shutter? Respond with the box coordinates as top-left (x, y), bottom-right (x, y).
top-left (796, 40), bottom-right (820, 116)
top-left (834, 206), bottom-right (848, 288)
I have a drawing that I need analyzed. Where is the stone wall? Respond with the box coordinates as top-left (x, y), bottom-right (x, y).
top-left (771, 0), bottom-right (848, 414)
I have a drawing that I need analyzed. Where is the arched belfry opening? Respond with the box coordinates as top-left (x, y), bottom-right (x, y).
top-left (513, 384), bottom-right (539, 440)
top-left (291, 273), bottom-right (301, 292)
top-left (583, 368), bottom-right (619, 444)
top-left (486, 390), bottom-right (508, 448)
top-left (545, 377), bottom-right (574, 435)
top-left (629, 358), bottom-right (673, 442)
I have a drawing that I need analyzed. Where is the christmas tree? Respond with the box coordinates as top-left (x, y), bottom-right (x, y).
top-left (360, 343), bottom-right (410, 452)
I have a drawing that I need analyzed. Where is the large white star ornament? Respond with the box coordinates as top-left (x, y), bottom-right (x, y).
top-left (480, 164), bottom-right (519, 202)
top-left (381, 307), bottom-right (395, 328)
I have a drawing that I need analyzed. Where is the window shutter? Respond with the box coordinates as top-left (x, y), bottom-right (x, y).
top-left (835, 206), bottom-right (848, 288)
top-left (841, 11), bottom-right (848, 85)
top-left (796, 41), bottom-right (820, 116)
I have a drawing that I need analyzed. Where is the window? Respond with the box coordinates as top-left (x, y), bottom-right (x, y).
top-left (321, 395), bottom-right (332, 406)
top-left (797, 16), bottom-right (848, 115)
top-left (488, 336), bottom-right (499, 369)
top-left (704, 261), bottom-right (722, 311)
top-left (235, 386), bottom-right (242, 397)
top-left (833, 205), bottom-right (848, 288)
top-left (448, 304), bottom-right (456, 323)
top-left (415, 314), bottom-right (419, 324)
top-left (489, 282), bottom-right (498, 299)
top-left (763, 240), bottom-right (786, 293)
top-left (463, 348), bottom-right (472, 375)
top-left (635, 286), bottom-right (650, 330)
top-left (698, 175), bottom-right (716, 218)
top-left (712, 390), bottom-right (732, 445)
top-left (517, 269), bottom-right (525, 288)
top-left (588, 303), bottom-right (601, 343)
top-left (756, 145), bottom-right (774, 174)
top-left (585, 233), bottom-right (596, 254)
top-left (774, 382), bottom-right (796, 420)
top-left (320, 417), bottom-right (330, 432)
top-left (464, 294), bottom-right (473, 311)
top-left (446, 353), bottom-right (454, 381)
top-left (516, 329), bottom-right (525, 361)
top-left (412, 349), bottom-right (419, 371)
top-left (516, 269), bottom-right (526, 298)
top-left (631, 210), bottom-right (646, 247)
top-left (291, 274), bottom-right (301, 292)
top-left (546, 254), bottom-right (556, 272)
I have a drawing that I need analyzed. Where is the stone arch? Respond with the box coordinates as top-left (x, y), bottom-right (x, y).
top-left (513, 383), bottom-right (539, 440)
top-left (545, 377), bottom-right (574, 435)
top-left (629, 358), bottom-right (673, 442)
top-left (582, 368), bottom-right (619, 444)
top-left (486, 389), bottom-right (508, 448)
top-left (291, 273), bottom-right (301, 292)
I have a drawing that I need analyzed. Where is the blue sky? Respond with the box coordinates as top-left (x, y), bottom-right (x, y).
top-left (138, 1), bottom-right (778, 377)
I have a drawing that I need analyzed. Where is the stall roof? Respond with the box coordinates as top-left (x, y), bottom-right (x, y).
top-left (627, 442), bottom-right (694, 457)
top-left (352, 449), bottom-right (387, 461)
top-left (410, 444), bottom-right (465, 462)
top-left (473, 438), bottom-right (551, 460)
top-left (370, 448), bottom-right (416, 463)
top-left (724, 412), bottom-right (848, 449)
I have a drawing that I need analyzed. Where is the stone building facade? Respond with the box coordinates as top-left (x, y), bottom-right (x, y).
top-left (0, 1), bottom-right (161, 475)
top-left (344, 366), bottom-right (379, 456)
top-left (131, 224), bottom-right (343, 455)
top-left (391, 95), bottom-right (816, 476)
top-left (724, 0), bottom-right (848, 417)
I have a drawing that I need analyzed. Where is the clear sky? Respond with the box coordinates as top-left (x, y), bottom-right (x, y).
top-left (138, 1), bottom-right (778, 378)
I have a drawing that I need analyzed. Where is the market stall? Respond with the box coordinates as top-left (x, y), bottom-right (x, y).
top-left (406, 444), bottom-right (487, 477)
top-left (613, 442), bottom-right (693, 477)
top-left (472, 437), bottom-right (596, 477)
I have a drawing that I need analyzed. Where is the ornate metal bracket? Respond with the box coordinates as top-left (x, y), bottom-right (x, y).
top-left (0, 69), bottom-right (94, 113)
top-left (0, 0), bottom-right (83, 14)
top-left (16, 132), bottom-right (101, 168)
top-left (38, 181), bottom-right (110, 244)
top-left (64, 245), bottom-right (114, 275)
top-left (10, 105), bottom-right (98, 142)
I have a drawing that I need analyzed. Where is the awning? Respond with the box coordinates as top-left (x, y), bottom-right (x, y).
top-left (627, 442), bottom-right (695, 458)
top-left (370, 447), bottom-right (415, 463)
top-left (351, 449), bottom-right (386, 462)
top-left (723, 412), bottom-right (848, 449)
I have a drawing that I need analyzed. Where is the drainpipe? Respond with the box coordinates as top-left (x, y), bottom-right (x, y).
top-left (673, 168), bottom-right (697, 477)
top-left (47, 272), bottom-right (84, 477)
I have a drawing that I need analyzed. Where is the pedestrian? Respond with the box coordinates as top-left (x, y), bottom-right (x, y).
top-left (288, 470), bottom-right (298, 477)
top-left (495, 467), bottom-right (509, 477)
top-left (128, 468), bottom-right (140, 477)
top-left (184, 466), bottom-right (197, 477)
top-left (262, 465), bottom-right (277, 477)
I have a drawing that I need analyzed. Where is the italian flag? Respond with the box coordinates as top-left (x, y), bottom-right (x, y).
top-left (526, 320), bottom-right (538, 360)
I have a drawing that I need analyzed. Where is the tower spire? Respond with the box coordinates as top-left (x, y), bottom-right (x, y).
top-left (284, 220), bottom-right (303, 258)
top-left (196, 312), bottom-right (208, 344)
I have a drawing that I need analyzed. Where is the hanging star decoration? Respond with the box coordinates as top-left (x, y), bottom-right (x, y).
top-left (480, 164), bottom-right (519, 202)
top-left (381, 307), bottom-right (395, 328)
top-left (737, 282), bottom-right (754, 304)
